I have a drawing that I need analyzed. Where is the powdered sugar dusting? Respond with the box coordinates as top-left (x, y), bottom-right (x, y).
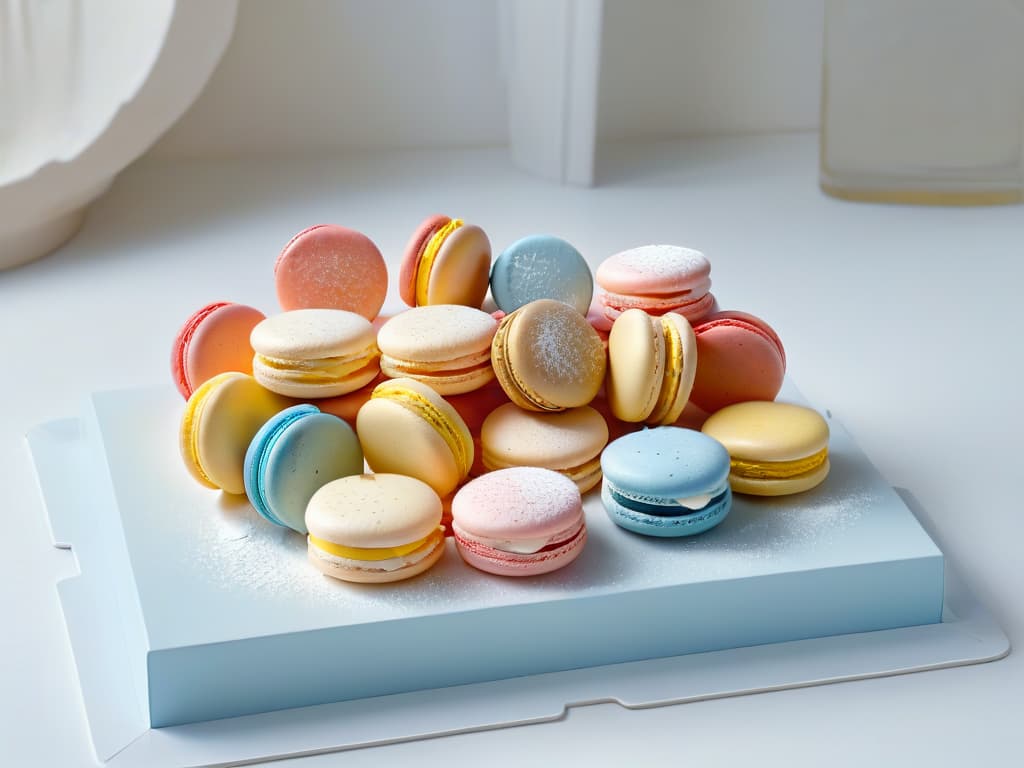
top-left (531, 303), bottom-right (604, 385)
top-left (453, 467), bottom-right (583, 535)
top-left (611, 245), bottom-right (708, 276)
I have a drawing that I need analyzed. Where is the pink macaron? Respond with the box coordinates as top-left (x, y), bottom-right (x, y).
top-left (170, 301), bottom-right (266, 399)
top-left (274, 224), bottom-right (388, 320)
top-left (595, 244), bottom-right (717, 325)
top-left (689, 310), bottom-right (787, 414)
top-left (452, 467), bottom-right (586, 577)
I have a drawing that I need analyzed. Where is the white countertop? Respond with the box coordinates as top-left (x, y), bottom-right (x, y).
top-left (2, 133), bottom-right (1020, 766)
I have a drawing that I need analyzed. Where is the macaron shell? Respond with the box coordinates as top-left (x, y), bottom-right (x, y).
top-left (596, 244), bottom-right (711, 296)
top-left (481, 403), bottom-right (608, 473)
top-left (493, 299), bottom-right (606, 412)
top-left (179, 303), bottom-right (266, 397)
top-left (426, 224), bottom-right (492, 308)
top-left (600, 426), bottom-right (731, 502)
top-left (250, 309), bottom-right (377, 360)
top-left (490, 235), bottom-right (593, 315)
top-left (700, 401), bottom-right (829, 462)
top-left (454, 525), bottom-right (585, 577)
top-left (356, 379), bottom-right (473, 498)
top-left (601, 482), bottom-right (731, 538)
top-left (274, 224), bottom-right (388, 319)
top-left (247, 409), bottom-right (364, 533)
top-left (378, 305), bottom-right (497, 363)
top-left (606, 308), bottom-right (665, 422)
top-left (689, 311), bottom-right (786, 414)
top-left (729, 458), bottom-right (830, 496)
top-left (308, 532), bottom-right (445, 583)
top-left (399, 214), bottom-right (449, 306)
top-left (181, 372), bottom-right (290, 494)
top-left (305, 473), bottom-right (443, 547)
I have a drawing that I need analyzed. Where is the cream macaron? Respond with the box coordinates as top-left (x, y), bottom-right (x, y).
top-left (606, 308), bottom-right (697, 425)
top-left (250, 309), bottom-right (380, 398)
top-left (356, 377), bottom-right (474, 498)
top-left (305, 474), bottom-right (446, 583)
top-left (480, 403), bottom-right (608, 493)
top-left (701, 401), bottom-right (831, 496)
top-left (376, 305), bottom-right (497, 395)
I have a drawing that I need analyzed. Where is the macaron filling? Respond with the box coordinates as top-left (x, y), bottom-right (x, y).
top-left (371, 383), bottom-right (472, 478)
top-left (181, 376), bottom-right (223, 488)
top-left (415, 218), bottom-right (464, 305)
top-left (255, 347), bottom-right (379, 385)
top-left (648, 315), bottom-right (683, 424)
top-left (730, 447), bottom-right (829, 480)
top-left (308, 528), bottom-right (444, 572)
top-left (482, 452), bottom-right (602, 488)
top-left (605, 481), bottom-right (730, 516)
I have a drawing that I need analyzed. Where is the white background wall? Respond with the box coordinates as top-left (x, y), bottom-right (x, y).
top-left (151, 0), bottom-right (824, 158)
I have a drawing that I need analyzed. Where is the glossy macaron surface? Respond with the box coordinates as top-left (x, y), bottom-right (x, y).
top-left (171, 302), bottom-right (266, 399)
top-left (491, 299), bottom-right (606, 412)
top-left (452, 467), bottom-right (586, 576)
top-left (250, 309), bottom-right (380, 398)
top-left (701, 401), bottom-right (830, 496)
top-left (305, 473), bottom-right (445, 583)
top-left (179, 372), bottom-right (290, 494)
top-left (274, 224), bottom-right (388, 320)
top-left (689, 311), bottom-right (786, 414)
top-left (356, 377), bottom-right (473, 498)
top-left (490, 235), bottom-right (593, 315)
top-left (243, 404), bottom-right (364, 533)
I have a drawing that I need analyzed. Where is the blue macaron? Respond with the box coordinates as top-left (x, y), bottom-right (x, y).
top-left (600, 426), bottom-right (732, 537)
top-left (243, 404), bottom-right (364, 534)
top-left (490, 234), bottom-right (593, 315)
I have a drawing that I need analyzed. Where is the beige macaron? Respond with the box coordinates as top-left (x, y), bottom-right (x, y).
top-left (480, 403), bottom-right (609, 493)
top-left (490, 299), bottom-right (606, 412)
top-left (606, 308), bottom-right (697, 425)
top-left (305, 474), bottom-right (445, 583)
top-left (250, 309), bottom-right (380, 398)
top-left (355, 377), bottom-right (474, 498)
top-left (376, 305), bottom-right (497, 395)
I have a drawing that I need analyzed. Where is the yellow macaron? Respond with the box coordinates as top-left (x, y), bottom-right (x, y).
top-left (355, 377), bottom-right (474, 498)
top-left (700, 401), bottom-right (830, 496)
top-left (179, 372), bottom-right (290, 494)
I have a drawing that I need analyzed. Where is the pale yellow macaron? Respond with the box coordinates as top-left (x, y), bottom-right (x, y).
top-left (355, 377), bottom-right (474, 498)
top-left (305, 474), bottom-right (446, 583)
top-left (480, 404), bottom-right (608, 493)
top-left (700, 401), bottom-right (830, 496)
top-left (250, 309), bottom-right (380, 398)
top-left (606, 308), bottom-right (697, 425)
top-left (179, 372), bottom-right (290, 494)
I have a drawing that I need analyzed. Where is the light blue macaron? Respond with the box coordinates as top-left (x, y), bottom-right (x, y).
top-left (600, 426), bottom-right (732, 537)
top-left (490, 234), bottom-right (593, 315)
top-left (243, 404), bottom-right (364, 534)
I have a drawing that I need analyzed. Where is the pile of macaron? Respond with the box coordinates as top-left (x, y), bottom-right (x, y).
top-left (174, 218), bottom-right (831, 584)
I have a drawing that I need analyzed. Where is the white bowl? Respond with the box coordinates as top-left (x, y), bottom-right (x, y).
top-left (0, 0), bottom-right (237, 269)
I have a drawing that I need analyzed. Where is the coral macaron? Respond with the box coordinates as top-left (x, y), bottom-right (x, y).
top-left (452, 467), bottom-right (586, 577)
top-left (179, 372), bottom-right (290, 494)
top-left (356, 377), bottom-right (474, 498)
top-left (701, 401), bottom-right (830, 496)
top-left (274, 224), bottom-right (388, 320)
top-left (250, 309), bottom-right (380, 398)
top-left (596, 244), bottom-right (716, 324)
top-left (689, 310), bottom-right (786, 414)
top-left (376, 305), bottom-right (497, 395)
top-left (606, 308), bottom-right (697, 425)
top-left (491, 299), bottom-right (606, 412)
top-left (399, 214), bottom-right (492, 308)
top-left (243, 404), bottom-right (364, 533)
top-left (170, 301), bottom-right (266, 399)
top-left (305, 474), bottom-right (446, 584)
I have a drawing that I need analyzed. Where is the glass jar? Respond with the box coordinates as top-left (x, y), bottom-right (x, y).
top-left (820, 0), bottom-right (1024, 205)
